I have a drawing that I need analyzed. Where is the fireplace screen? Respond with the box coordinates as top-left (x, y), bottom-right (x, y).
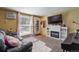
top-left (51, 31), bottom-right (59, 38)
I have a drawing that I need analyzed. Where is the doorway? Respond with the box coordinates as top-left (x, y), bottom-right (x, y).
top-left (33, 17), bottom-right (41, 35)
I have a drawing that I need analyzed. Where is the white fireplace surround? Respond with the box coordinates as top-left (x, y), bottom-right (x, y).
top-left (47, 25), bottom-right (67, 40)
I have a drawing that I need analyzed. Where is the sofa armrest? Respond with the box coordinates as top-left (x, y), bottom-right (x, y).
top-left (7, 42), bottom-right (33, 52)
top-left (21, 42), bottom-right (33, 52)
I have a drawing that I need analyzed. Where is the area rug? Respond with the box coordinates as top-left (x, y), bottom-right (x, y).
top-left (32, 40), bottom-right (52, 52)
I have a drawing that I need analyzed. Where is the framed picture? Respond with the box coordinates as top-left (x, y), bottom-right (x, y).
top-left (6, 12), bottom-right (17, 19)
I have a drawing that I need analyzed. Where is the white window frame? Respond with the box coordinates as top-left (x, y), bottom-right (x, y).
top-left (18, 14), bottom-right (33, 36)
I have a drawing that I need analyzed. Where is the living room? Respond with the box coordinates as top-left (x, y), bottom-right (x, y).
top-left (0, 7), bottom-right (79, 52)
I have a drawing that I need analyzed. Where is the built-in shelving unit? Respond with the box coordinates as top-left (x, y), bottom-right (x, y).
top-left (33, 16), bottom-right (41, 35)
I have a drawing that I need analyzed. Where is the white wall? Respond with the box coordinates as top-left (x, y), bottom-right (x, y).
top-left (7, 7), bottom-right (76, 16)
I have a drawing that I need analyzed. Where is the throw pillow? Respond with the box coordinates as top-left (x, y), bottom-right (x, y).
top-left (6, 35), bottom-right (21, 47)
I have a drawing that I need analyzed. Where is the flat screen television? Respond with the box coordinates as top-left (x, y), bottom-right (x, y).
top-left (48, 14), bottom-right (62, 24)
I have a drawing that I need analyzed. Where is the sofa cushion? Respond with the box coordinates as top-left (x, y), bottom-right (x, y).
top-left (6, 35), bottom-right (22, 47)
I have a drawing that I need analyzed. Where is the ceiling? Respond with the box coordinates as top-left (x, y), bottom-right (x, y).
top-left (7, 7), bottom-right (77, 16)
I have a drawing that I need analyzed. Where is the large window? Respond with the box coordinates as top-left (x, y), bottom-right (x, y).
top-left (18, 14), bottom-right (33, 36)
top-left (20, 15), bottom-right (30, 25)
top-left (20, 26), bottom-right (30, 33)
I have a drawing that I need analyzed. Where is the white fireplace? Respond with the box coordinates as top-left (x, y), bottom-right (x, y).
top-left (47, 25), bottom-right (67, 40)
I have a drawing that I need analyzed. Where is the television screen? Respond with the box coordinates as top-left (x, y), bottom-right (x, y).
top-left (48, 14), bottom-right (62, 24)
